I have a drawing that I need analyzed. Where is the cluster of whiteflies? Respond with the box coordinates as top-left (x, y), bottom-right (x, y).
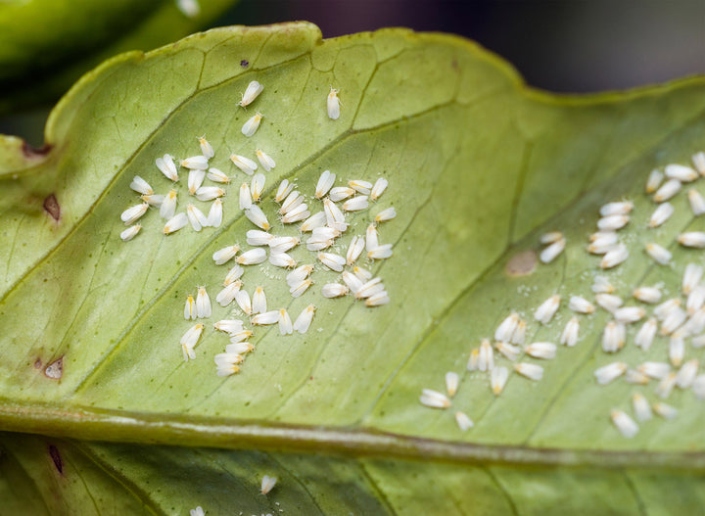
top-left (194, 169), bottom-right (394, 376)
top-left (116, 79), bottom-right (396, 376)
top-left (420, 150), bottom-right (705, 437)
top-left (418, 303), bottom-right (561, 431)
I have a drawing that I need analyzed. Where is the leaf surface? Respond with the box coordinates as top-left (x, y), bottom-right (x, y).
top-left (2, 433), bottom-right (704, 515)
top-left (0, 22), bottom-right (704, 474)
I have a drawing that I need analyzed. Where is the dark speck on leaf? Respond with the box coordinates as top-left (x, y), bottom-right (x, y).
top-left (22, 142), bottom-right (52, 159)
top-left (240, 59), bottom-right (249, 67)
top-left (48, 444), bottom-right (63, 474)
top-left (43, 194), bottom-right (60, 221)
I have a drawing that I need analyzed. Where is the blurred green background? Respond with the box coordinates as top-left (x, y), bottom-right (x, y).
top-left (2, 0), bottom-right (704, 147)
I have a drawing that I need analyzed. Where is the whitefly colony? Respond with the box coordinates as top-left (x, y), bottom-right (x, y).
top-left (119, 80), bottom-right (394, 379)
top-left (420, 151), bottom-right (705, 439)
top-left (121, 50), bottom-right (704, 474)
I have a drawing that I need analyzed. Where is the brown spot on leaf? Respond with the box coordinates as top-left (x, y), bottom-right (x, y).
top-left (44, 357), bottom-right (63, 379)
top-left (22, 142), bottom-right (52, 159)
top-left (34, 358), bottom-right (42, 369)
top-left (48, 444), bottom-right (63, 474)
top-left (43, 194), bottom-right (60, 221)
top-left (505, 250), bottom-right (538, 277)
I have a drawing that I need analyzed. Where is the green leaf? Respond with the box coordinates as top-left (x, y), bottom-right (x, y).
top-left (3, 432), bottom-right (705, 514)
top-left (1, 20), bottom-right (704, 504)
top-left (0, 0), bottom-right (238, 113)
